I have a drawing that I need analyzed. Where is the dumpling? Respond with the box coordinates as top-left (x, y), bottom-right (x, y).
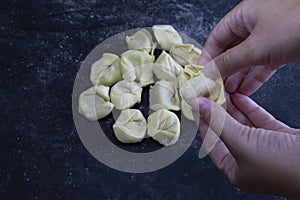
top-left (135, 64), bottom-right (155, 87)
top-left (170, 44), bottom-right (202, 66)
top-left (181, 99), bottom-right (194, 121)
top-left (178, 64), bottom-right (205, 96)
top-left (90, 53), bottom-right (121, 86)
top-left (126, 29), bottom-right (156, 54)
top-left (78, 85), bottom-right (114, 121)
top-left (110, 80), bottom-right (143, 110)
top-left (180, 64), bottom-right (226, 106)
top-left (147, 109), bottom-right (180, 146)
top-left (120, 50), bottom-right (155, 82)
top-left (149, 80), bottom-right (180, 111)
top-left (152, 25), bottom-right (183, 51)
top-left (178, 65), bottom-right (206, 121)
top-left (113, 109), bottom-right (147, 143)
top-left (153, 50), bottom-right (182, 81)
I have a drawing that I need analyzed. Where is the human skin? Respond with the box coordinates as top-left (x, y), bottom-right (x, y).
top-left (193, 0), bottom-right (300, 198)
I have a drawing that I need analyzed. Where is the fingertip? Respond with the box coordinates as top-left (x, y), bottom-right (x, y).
top-left (191, 97), bottom-right (209, 112)
top-left (231, 92), bottom-right (245, 104)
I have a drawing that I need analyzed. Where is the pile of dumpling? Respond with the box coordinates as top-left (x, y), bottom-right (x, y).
top-left (78, 25), bottom-right (226, 146)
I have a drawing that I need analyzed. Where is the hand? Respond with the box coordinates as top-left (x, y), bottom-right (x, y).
top-left (199, 0), bottom-right (300, 96)
top-left (192, 94), bottom-right (300, 198)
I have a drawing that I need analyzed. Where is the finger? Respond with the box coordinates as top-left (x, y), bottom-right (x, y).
top-left (200, 3), bottom-right (251, 64)
top-left (191, 97), bottom-right (248, 156)
top-left (232, 93), bottom-right (291, 131)
top-left (225, 92), bottom-right (254, 127)
top-left (204, 37), bottom-right (256, 79)
top-left (237, 65), bottom-right (278, 96)
top-left (224, 67), bottom-right (251, 94)
top-left (197, 117), bottom-right (238, 179)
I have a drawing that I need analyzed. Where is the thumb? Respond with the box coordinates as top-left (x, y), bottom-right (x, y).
top-left (204, 39), bottom-right (255, 79)
top-left (192, 97), bottom-right (249, 157)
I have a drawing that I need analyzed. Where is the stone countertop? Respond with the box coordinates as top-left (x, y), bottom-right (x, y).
top-left (1, 0), bottom-right (299, 199)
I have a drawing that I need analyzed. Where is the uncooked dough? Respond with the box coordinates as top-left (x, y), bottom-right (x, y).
top-left (181, 100), bottom-right (194, 121)
top-left (113, 109), bottom-right (147, 143)
top-left (110, 80), bottom-right (143, 110)
top-left (126, 29), bottom-right (156, 54)
top-left (170, 44), bottom-right (202, 66)
top-left (153, 50), bottom-right (182, 82)
top-left (149, 80), bottom-right (180, 111)
top-left (120, 50), bottom-right (155, 83)
top-left (180, 64), bottom-right (226, 106)
top-left (90, 53), bottom-right (121, 86)
top-left (134, 63), bottom-right (155, 87)
top-left (147, 109), bottom-right (180, 146)
top-left (152, 25), bottom-right (183, 51)
top-left (78, 86), bottom-right (114, 121)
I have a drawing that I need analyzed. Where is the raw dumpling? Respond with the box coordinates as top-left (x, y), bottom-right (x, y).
top-left (153, 50), bottom-right (182, 81)
top-left (113, 109), bottom-right (147, 143)
top-left (180, 64), bottom-right (226, 106)
top-left (178, 64), bottom-right (206, 121)
top-left (126, 29), bottom-right (156, 54)
top-left (152, 25), bottom-right (183, 51)
top-left (78, 86), bottom-right (114, 121)
top-left (181, 99), bottom-right (194, 121)
top-left (178, 64), bottom-right (205, 96)
top-left (149, 80), bottom-right (180, 111)
top-left (110, 80), bottom-right (143, 110)
top-left (120, 50), bottom-right (155, 82)
top-left (170, 44), bottom-right (202, 66)
top-left (147, 109), bottom-right (180, 146)
top-left (135, 64), bottom-right (154, 87)
top-left (90, 53), bottom-right (121, 86)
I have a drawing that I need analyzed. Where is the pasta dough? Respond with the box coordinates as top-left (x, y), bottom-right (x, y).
top-left (78, 86), bottom-right (114, 121)
top-left (149, 80), bottom-right (180, 111)
top-left (170, 44), bottom-right (202, 66)
top-left (147, 109), bottom-right (180, 146)
top-left (178, 65), bottom-right (206, 121)
top-left (153, 50), bottom-right (182, 81)
top-left (180, 64), bottom-right (226, 106)
top-left (113, 109), bottom-right (147, 143)
top-left (126, 29), bottom-right (156, 54)
top-left (181, 100), bottom-right (194, 121)
top-left (90, 53), bottom-right (121, 86)
top-left (152, 25), bottom-right (183, 51)
top-left (134, 64), bottom-right (155, 87)
top-left (110, 80), bottom-right (143, 110)
top-left (120, 50), bottom-right (155, 83)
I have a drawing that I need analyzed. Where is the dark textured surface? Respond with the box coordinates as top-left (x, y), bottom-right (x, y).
top-left (0, 0), bottom-right (299, 199)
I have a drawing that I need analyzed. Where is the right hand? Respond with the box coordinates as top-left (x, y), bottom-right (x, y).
top-left (199, 0), bottom-right (300, 96)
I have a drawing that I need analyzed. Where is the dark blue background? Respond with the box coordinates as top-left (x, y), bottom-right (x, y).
top-left (1, 0), bottom-right (299, 199)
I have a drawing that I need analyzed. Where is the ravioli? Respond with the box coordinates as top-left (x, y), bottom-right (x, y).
top-left (90, 53), bottom-right (121, 86)
top-left (113, 109), bottom-right (147, 143)
top-left (78, 86), bottom-right (114, 121)
top-left (152, 25), bottom-right (183, 51)
top-left (153, 50), bottom-right (182, 82)
top-left (147, 109), bottom-right (180, 146)
top-left (170, 44), bottom-right (202, 66)
top-left (120, 50), bottom-right (155, 83)
top-left (180, 64), bottom-right (226, 106)
top-left (126, 29), bottom-right (156, 54)
top-left (110, 80), bottom-right (143, 110)
top-left (149, 80), bottom-right (180, 111)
